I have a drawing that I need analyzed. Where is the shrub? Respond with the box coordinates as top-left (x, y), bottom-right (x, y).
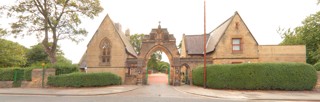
top-left (0, 68), bottom-right (25, 87)
top-left (0, 68), bottom-right (15, 81)
top-left (53, 64), bottom-right (79, 75)
top-left (23, 68), bottom-right (33, 81)
top-left (314, 62), bottom-right (320, 71)
top-left (193, 63), bottom-right (317, 91)
top-left (0, 68), bottom-right (33, 81)
top-left (48, 72), bottom-right (121, 87)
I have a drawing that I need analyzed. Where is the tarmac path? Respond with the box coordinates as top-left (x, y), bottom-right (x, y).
top-left (0, 73), bottom-right (242, 102)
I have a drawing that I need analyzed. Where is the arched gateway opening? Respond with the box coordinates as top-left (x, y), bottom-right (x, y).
top-left (136, 24), bottom-right (181, 86)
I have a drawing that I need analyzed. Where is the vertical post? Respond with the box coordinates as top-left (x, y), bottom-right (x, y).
top-left (14, 69), bottom-right (17, 82)
top-left (41, 63), bottom-right (45, 88)
top-left (203, 0), bottom-right (207, 88)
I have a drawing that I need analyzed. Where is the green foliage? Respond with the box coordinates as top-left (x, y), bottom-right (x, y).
top-left (314, 62), bottom-right (320, 71)
top-left (130, 34), bottom-right (144, 54)
top-left (192, 66), bottom-right (204, 86)
top-left (0, 68), bottom-right (16, 81)
top-left (193, 63), bottom-right (317, 90)
top-left (54, 64), bottom-right (79, 75)
top-left (0, 68), bottom-right (32, 87)
top-left (23, 68), bottom-right (33, 81)
top-left (26, 43), bottom-right (50, 66)
top-left (157, 61), bottom-right (169, 73)
top-left (12, 69), bottom-right (24, 87)
top-left (0, 68), bottom-right (33, 81)
top-left (27, 43), bottom-right (70, 67)
top-left (1, 0), bottom-right (103, 64)
top-left (0, 39), bottom-right (27, 67)
top-left (0, 28), bottom-right (6, 37)
top-left (279, 11), bottom-right (320, 64)
top-left (48, 72), bottom-right (121, 87)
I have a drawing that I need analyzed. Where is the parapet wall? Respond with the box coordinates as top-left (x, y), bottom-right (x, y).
top-left (258, 45), bottom-right (306, 63)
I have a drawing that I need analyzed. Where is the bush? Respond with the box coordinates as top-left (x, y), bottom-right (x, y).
top-left (53, 64), bottom-right (79, 75)
top-left (314, 62), bottom-right (320, 71)
top-left (193, 63), bottom-right (317, 91)
top-left (0, 68), bottom-right (15, 81)
top-left (23, 68), bottom-right (33, 81)
top-left (48, 72), bottom-right (121, 87)
top-left (0, 68), bottom-right (26, 87)
top-left (0, 68), bottom-right (33, 87)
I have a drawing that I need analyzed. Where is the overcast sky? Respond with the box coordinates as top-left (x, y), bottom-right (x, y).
top-left (1, 0), bottom-right (320, 63)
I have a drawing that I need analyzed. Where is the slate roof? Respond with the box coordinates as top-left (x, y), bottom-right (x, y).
top-left (185, 34), bottom-right (209, 54)
top-left (205, 15), bottom-right (233, 53)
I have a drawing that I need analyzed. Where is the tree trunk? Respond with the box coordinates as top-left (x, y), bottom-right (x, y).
top-left (48, 52), bottom-right (57, 64)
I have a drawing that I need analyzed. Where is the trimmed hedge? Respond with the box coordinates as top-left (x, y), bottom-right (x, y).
top-left (53, 64), bottom-right (79, 75)
top-left (0, 68), bottom-right (31, 87)
top-left (193, 63), bottom-right (317, 90)
top-left (0, 68), bottom-right (32, 81)
top-left (314, 62), bottom-right (320, 71)
top-left (48, 72), bottom-right (121, 87)
top-left (23, 68), bottom-right (33, 81)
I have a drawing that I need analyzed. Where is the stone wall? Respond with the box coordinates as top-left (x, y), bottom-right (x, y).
top-left (21, 68), bottom-right (55, 88)
top-left (0, 81), bottom-right (13, 88)
top-left (258, 45), bottom-right (306, 63)
top-left (0, 68), bottom-right (55, 88)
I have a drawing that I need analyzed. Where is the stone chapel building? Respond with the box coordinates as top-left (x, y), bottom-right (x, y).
top-left (180, 12), bottom-right (306, 64)
top-left (79, 12), bottom-right (306, 85)
top-left (79, 15), bottom-right (137, 82)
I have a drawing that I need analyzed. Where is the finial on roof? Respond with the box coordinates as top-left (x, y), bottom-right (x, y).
top-left (158, 21), bottom-right (161, 29)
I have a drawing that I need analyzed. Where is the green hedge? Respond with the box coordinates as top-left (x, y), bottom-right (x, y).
top-left (23, 68), bottom-right (33, 81)
top-left (314, 62), bottom-right (320, 71)
top-left (0, 68), bottom-right (32, 81)
top-left (193, 63), bottom-right (317, 90)
top-left (53, 64), bottom-right (79, 75)
top-left (0, 68), bottom-right (31, 87)
top-left (48, 72), bottom-right (121, 87)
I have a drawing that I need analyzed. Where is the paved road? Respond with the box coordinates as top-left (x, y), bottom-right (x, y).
top-left (0, 73), bottom-right (243, 102)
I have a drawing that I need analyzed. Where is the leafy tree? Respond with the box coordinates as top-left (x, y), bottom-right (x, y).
top-left (26, 43), bottom-right (50, 66)
top-left (26, 43), bottom-right (71, 67)
top-left (279, 11), bottom-right (320, 64)
top-left (147, 53), bottom-right (159, 71)
top-left (0, 0), bottom-right (103, 64)
top-left (129, 34), bottom-right (144, 54)
top-left (0, 28), bottom-right (6, 37)
top-left (0, 39), bottom-right (27, 67)
top-left (157, 61), bottom-right (169, 73)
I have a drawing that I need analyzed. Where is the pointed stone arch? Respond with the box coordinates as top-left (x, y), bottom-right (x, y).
top-left (135, 24), bottom-right (181, 85)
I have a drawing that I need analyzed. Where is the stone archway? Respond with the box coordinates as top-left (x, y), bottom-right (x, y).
top-left (180, 63), bottom-right (191, 85)
top-left (136, 24), bottom-right (181, 86)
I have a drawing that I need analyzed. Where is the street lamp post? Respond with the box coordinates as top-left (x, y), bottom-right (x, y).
top-left (203, 0), bottom-right (207, 88)
top-left (41, 63), bottom-right (45, 88)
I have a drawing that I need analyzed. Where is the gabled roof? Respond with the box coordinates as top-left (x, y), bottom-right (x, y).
top-left (184, 34), bottom-right (209, 54)
top-left (116, 24), bottom-right (138, 57)
top-left (184, 11), bottom-right (258, 54)
top-left (86, 14), bottom-right (137, 57)
top-left (205, 14), bottom-right (233, 53)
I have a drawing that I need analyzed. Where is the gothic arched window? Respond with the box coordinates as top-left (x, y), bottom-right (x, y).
top-left (100, 38), bottom-right (111, 66)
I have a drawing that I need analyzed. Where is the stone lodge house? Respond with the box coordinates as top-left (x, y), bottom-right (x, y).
top-left (79, 12), bottom-right (306, 85)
